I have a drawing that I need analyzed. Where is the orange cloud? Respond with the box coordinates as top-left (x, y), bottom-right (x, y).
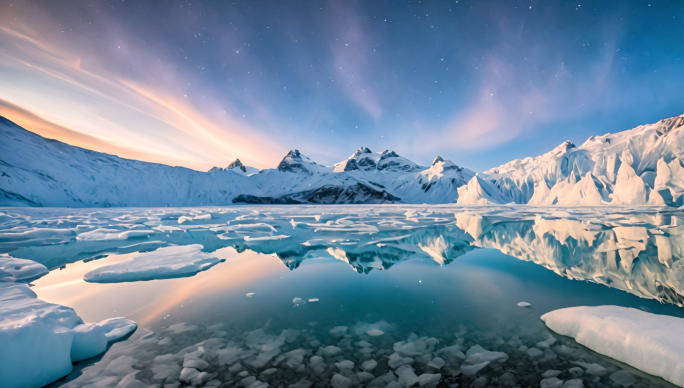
top-left (0, 22), bottom-right (285, 171)
top-left (0, 98), bottom-right (194, 167)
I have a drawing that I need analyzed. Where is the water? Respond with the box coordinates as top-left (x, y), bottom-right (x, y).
top-left (1, 205), bottom-right (683, 388)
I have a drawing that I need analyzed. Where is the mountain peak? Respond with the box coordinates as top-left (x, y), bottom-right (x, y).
top-left (227, 159), bottom-right (244, 168)
top-left (285, 149), bottom-right (302, 158)
top-left (432, 156), bottom-right (444, 166)
top-left (277, 149), bottom-right (319, 173)
top-left (227, 159), bottom-right (247, 173)
top-left (557, 140), bottom-right (576, 151)
top-left (380, 150), bottom-right (399, 159)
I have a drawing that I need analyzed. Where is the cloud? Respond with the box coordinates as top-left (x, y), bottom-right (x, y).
top-left (0, 18), bottom-right (284, 170)
top-left (0, 98), bottom-right (186, 166)
top-left (328, 5), bottom-right (384, 121)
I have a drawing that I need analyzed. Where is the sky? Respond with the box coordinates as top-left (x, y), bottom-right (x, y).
top-left (0, 0), bottom-right (683, 172)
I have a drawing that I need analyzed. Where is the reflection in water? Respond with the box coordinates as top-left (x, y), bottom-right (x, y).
top-left (1, 206), bottom-right (683, 387)
top-left (3, 205), bottom-right (684, 306)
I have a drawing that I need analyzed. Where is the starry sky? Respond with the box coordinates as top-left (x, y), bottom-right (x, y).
top-left (1, 0), bottom-right (683, 172)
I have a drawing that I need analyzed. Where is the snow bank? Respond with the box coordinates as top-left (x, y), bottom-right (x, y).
top-left (83, 244), bottom-right (224, 283)
top-left (0, 282), bottom-right (137, 388)
top-left (541, 305), bottom-right (684, 386)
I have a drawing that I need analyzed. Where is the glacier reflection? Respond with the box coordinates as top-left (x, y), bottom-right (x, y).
top-left (2, 205), bottom-right (683, 305)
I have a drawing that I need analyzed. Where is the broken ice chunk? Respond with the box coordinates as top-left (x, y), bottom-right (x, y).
top-left (292, 378), bottom-right (314, 388)
top-left (460, 361), bottom-right (489, 376)
top-left (329, 326), bottom-right (348, 337)
top-left (517, 302), bottom-right (531, 307)
top-left (308, 298), bottom-right (319, 302)
top-left (562, 379), bottom-right (584, 388)
top-left (542, 370), bottom-right (561, 378)
top-left (464, 345), bottom-right (508, 364)
top-left (335, 360), bottom-right (354, 370)
top-left (536, 336), bottom-right (558, 349)
top-left (331, 374), bottom-right (353, 388)
top-left (427, 357), bottom-right (445, 369)
top-left (396, 365), bottom-right (419, 386)
top-left (361, 359), bottom-right (378, 371)
top-left (418, 373), bottom-right (441, 386)
top-left (357, 371), bottom-right (375, 382)
top-left (526, 347), bottom-right (543, 359)
top-left (571, 361), bottom-right (607, 376)
top-left (541, 377), bottom-right (564, 388)
top-left (367, 329), bottom-right (384, 337)
top-left (323, 345), bottom-right (343, 357)
top-left (246, 293), bottom-right (255, 297)
top-left (180, 367), bottom-right (201, 382)
top-left (388, 352), bottom-right (415, 369)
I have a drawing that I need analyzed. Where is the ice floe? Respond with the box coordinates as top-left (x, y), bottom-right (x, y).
top-left (0, 281), bottom-right (136, 388)
top-left (83, 244), bottom-right (224, 283)
top-left (542, 305), bottom-right (684, 386)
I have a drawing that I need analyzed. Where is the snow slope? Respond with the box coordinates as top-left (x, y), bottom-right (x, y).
top-left (0, 117), bottom-right (475, 206)
top-left (541, 306), bottom-right (684, 387)
top-left (0, 117), bottom-right (256, 207)
top-left (484, 114), bottom-right (684, 205)
top-left (2, 113), bottom-right (684, 207)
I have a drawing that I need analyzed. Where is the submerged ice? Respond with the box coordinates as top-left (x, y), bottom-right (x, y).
top-left (0, 281), bottom-right (137, 388)
top-left (1, 205), bottom-right (684, 387)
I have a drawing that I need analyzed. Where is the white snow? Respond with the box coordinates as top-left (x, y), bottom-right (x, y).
top-left (541, 305), bottom-right (684, 386)
top-left (484, 114), bottom-right (684, 206)
top-left (83, 244), bottom-right (223, 283)
top-left (0, 254), bottom-right (48, 281)
top-left (0, 281), bottom-right (137, 388)
top-left (457, 176), bottom-right (512, 205)
top-left (4, 114), bottom-right (684, 206)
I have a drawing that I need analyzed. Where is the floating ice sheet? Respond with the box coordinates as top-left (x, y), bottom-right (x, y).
top-left (542, 305), bottom-right (684, 387)
top-left (83, 244), bottom-right (224, 283)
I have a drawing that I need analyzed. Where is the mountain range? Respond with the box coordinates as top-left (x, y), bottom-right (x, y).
top-left (1, 113), bottom-right (683, 207)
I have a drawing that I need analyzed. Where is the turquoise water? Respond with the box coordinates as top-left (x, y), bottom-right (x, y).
top-left (1, 205), bottom-right (682, 388)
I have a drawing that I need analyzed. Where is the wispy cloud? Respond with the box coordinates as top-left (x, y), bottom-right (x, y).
top-left (328, 5), bottom-right (383, 121)
top-left (0, 20), bottom-right (284, 170)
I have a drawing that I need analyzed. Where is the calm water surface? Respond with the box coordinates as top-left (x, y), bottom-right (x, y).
top-left (2, 205), bottom-right (682, 388)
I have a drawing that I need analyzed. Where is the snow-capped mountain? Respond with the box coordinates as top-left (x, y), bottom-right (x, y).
top-left (467, 114), bottom-right (684, 206)
top-left (0, 117), bottom-right (474, 206)
top-left (208, 159), bottom-right (260, 176)
top-left (2, 112), bottom-right (684, 207)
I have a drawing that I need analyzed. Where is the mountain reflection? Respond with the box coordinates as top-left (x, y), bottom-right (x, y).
top-left (1, 206), bottom-right (682, 305)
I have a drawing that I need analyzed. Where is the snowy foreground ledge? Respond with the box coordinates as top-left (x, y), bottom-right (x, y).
top-left (541, 306), bottom-right (684, 387)
top-left (0, 279), bottom-right (137, 388)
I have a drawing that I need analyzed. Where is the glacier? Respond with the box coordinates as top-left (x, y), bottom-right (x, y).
top-left (484, 114), bottom-right (684, 206)
top-left (541, 306), bottom-right (684, 387)
top-left (3, 113), bottom-right (684, 207)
